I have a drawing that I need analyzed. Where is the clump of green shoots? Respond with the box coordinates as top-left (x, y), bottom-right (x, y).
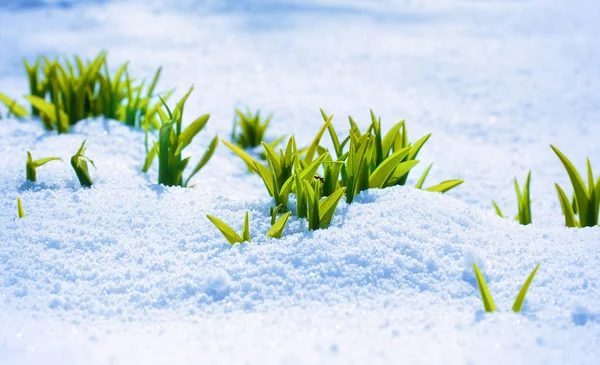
top-left (295, 176), bottom-right (346, 230)
top-left (231, 107), bottom-right (285, 151)
top-left (492, 171), bottom-right (532, 225)
top-left (26, 151), bottom-right (62, 182)
top-left (551, 145), bottom-right (599, 227)
top-left (17, 197), bottom-right (25, 218)
top-left (222, 129), bottom-right (329, 211)
top-left (321, 109), bottom-right (463, 203)
top-left (207, 210), bottom-right (292, 244)
top-left (71, 140), bottom-right (95, 187)
top-left (142, 87), bottom-right (218, 187)
top-left (14, 51), bottom-right (169, 133)
top-left (472, 262), bottom-right (540, 313)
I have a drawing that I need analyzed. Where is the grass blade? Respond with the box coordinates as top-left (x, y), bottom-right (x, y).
top-left (491, 200), bottom-right (504, 218)
top-left (175, 114), bottom-right (210, 155)
top-left (0, 92), bottom-right (29, 117)
top-left (512, 264), bottom-right (540, 312)
top-left (555, 183), bottom-right (578, 227)
top-left (17, 197), bottom-right (25, 218)
top-left (318, 187), bottom-right (346, 228)
top-left (266, 211), bottom-right (292, 238)
top-left (551, 145), bottom-right (589, 225)
top-left (472, 262), bottom-right (497, 313)
top-left (241, 211), bottom-right (251, 242)
top-left (304, 116), bottom-right (332, 163)
top-left (184, 135), bottom-right (219, 186)
top-left (206, 215), bottom-right (243, 244)
top-left (368, 147), bottom-right (411, 189)
top-left (425, 179), bottom-right (464, 193)
top-left (415, 163), bottom-right (433, 190)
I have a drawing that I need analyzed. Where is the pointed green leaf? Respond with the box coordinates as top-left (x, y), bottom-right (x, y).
top-left (551, 145), bottom-right (589, 225)
top-left (491, 201), bottom-right (504, 218)
top-left (425, 179), bottom-right (464, 193)
top-left (17, 197), bottom-right (25, 218)
top-left (368, 146), bottom-right (412, 189)
top-left (206, 215), bottom-right (243, 244)
top-left (512, 264), bottom-right (540, 312)
top-left (241, 211), bottom-right (251, 242)
top-left (175, 114), bottom-right (210, 155)
top-left (304, 116), bottom-right (332, 163)
top-left (266, 211), bottom-right (292, 239)
top-left (184, 135), bottom-right (218, 186)
top-left (32, 156), bottom-right (62, 168)
top-left (555, 183), bottom-right (578, 228)
top-left (318, 187), bottom-right (346, 228)
top-left (472, 263), bottom-right (497, 313)
top-left (0, 92), bottom-right (29, 117)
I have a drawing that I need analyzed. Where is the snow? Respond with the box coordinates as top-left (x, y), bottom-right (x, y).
top-left (1, 0), bottom-right (600, 364)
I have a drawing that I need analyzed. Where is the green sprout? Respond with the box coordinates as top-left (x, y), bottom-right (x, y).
top-left (26, 151), bottom-right (62, 182)
top-left (71, 140), bottom-right (96, 187)
top-left (415, 163), bottom-right (464, 193)
top-left (17, 197), bottom-right (25, 218)
top-left (492, 171), bottom-right (532, 225)
top-left (551, 145), bottom-right (599, 227)
top-left (295, 176), bottom-right (346, 230)
top-left (206, 211), bottom-right (251, 244)
top-left (222, 135), bottom-right (328, 211)
top-left (0, 92), bottom-right (29, 118)
top-left (472, 262), bottom-right (540, 313)
top-left (231, 107), bottom-right (282, 150)
top-left (142, 87), bottom-right (218, 187)
top-left (266, 211), bottom-right (292, 238)
top-left (321, 109), bottom-right (463, 203)
top-left (21, 52), bottom-right (168, 133)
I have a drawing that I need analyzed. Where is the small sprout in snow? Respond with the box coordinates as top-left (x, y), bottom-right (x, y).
top-left (551, 145), bottom-right (599, 227)
top-left (17, 197), bottom-right (25, 218)
top-left (266, 211), bottom-right (292, 239)
top-left (26, 151), bottom-right (62, 182)
top-left (71, 140), bottom-right (96, 187)
top-left (472, 262), bottom-right (540, 313)
top-left (206, 211), bottom-right (251, 245)
top-left (232, 107), bottom-right (283, 150)
top-left (492, 171), bottom-right (532, 225)
top-left (142, 87), bottom-right (218, 187)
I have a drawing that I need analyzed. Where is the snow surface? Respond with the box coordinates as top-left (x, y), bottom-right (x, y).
top-left (1, 0), bottom-right (600, 364)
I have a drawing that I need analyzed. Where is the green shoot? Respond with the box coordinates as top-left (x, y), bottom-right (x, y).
top-left (17, 197), bottom-right (25, 218)
top-left (491, 171), bottom-right (532, 225)
top-left (473, 262), bottom-right (541, 313)
top-left (21, 52), bottom-right (168, 133)
top-left (266, 211), bottom-right (292, 238)
top-left (0, 92), bottom-right (29, 118)
top-left (222, 136), bottom-right (328, 211)
top-left (231, 107), bottom-right (278, 149)
top-left (206, 211), bottom-right (251, 244)
top-left (415, 163), bottom-right (464, 193)
top-left (320, 109), bottom-right (462, 203)
top-left (472, 262), bottom-right (497, 312)
top-left (71, 140), bottom-right (96, 187)
top-left (512, 264), bottom-right (540, 312)
top-left (551, 145), bottom-right (599, 227)
top-left (143, 87), bottom-right (218, 187)
top-left (298, 177), bottom-right (346, 230)
top-left (270, 204), bottom-right (282, 225)
top-left (26, 151), bottom-right (62, 182)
